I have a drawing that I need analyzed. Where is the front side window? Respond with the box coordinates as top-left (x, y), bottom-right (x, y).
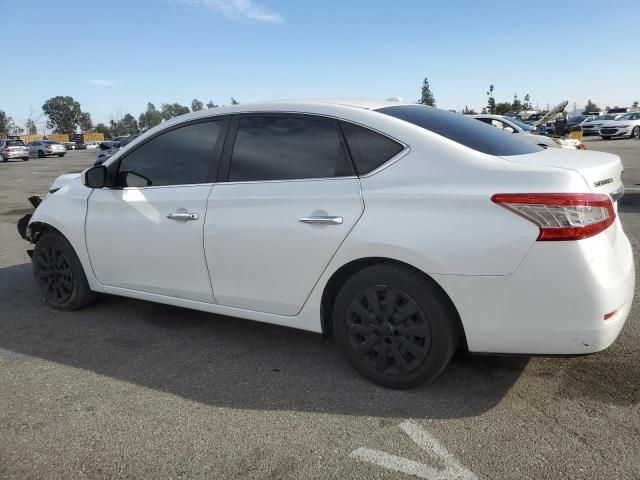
top-left (377, 105), bottom-right (542, 156)
top-left (228, 116), bottom-right (351, 182)
top-left (116, 120), bottom-right (222, 187)
top-left (341, 122), bottom-right (404, 175)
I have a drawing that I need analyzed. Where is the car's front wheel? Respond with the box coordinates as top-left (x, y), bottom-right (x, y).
top-left (22, 157), bottom-right (29, 161)
top-left (601, 136), bottom-right (611, 140)
top-left (631, 126), bottom-right (640, 139)
top-left (37, 150), bottom-right (45, 158)
top-left (332, 263), bottom-right (459, 389)
top-left (58, 154), bottom-right (65, 157)
top-left (32, 231), bottom-right (97, 310)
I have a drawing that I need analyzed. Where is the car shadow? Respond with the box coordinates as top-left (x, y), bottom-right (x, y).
top-left (0, 263), bottom-right (527, 420)
top-left (619, 191), bottom-right (640, 214)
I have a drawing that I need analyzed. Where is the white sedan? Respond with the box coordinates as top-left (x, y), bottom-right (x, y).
top-left (599, 112), bottom-right (640, 139)
top-left (18, 100), bottom-right (634, 389)
top-left (471, 114), bottom-right (579, 149)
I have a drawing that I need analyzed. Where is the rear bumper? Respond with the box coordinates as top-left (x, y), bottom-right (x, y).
top-left (3, 151), bottom-right (29, 158)
top-left (436, 219), bottom-right (635, 355)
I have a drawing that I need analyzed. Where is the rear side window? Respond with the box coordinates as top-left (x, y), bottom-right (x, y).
top-left (341, 122), bottom-right (404, 175)
top-left (377, 105), bottom-right (542, 156)
top-left (116, 120), bottom-right (222, 187)
top-left (229, 116), bottom-right (352, 182)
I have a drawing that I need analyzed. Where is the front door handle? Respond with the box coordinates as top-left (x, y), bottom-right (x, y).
top-left (167, 212), bottom-right (199, 221)
top-left (299, 215), bottom-right (343, 225)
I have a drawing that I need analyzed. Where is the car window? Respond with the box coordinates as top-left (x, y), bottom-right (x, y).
top-left (341, 122), bottom-right (404, 175)
top-left (6, 140), bottom-right (25, 146)
top-left (228, 115), bottom-right (351, 182)
top-left (116, 120), bottom-right (223, 187)
top-left (377, 105), bottom-right (542, 156)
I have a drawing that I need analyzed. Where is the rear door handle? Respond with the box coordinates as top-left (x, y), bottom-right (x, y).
top-left (299, 215), bottom-right (343, 225)
top-left (167, 212), bottom-right (199, 221)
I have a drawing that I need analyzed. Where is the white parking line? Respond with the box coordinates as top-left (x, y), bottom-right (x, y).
top-left (350, 420), bottom-right (477, 480)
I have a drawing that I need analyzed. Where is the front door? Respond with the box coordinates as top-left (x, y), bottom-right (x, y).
top-left (86, 118), bottom-right (228, 303)
top-left (205, 114), bottom-right (364, 316)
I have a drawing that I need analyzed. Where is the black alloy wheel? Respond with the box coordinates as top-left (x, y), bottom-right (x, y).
top-left (34, 242), bottom-right (74, 305)
top-left (333, 263), bottom-right (458, 389)
top-left (32, 232), bottom-right (97, 310)
top-left (345, 285), bottom-right (431, 376)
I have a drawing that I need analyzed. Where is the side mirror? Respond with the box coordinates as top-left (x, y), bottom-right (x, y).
top-left (504, 126), bottom-right (515, 133)
top-left (83, 165), bottom-right (107, 189)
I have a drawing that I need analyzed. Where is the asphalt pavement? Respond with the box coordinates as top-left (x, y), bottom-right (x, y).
top-left (1, 139), bottom-right (639, 479)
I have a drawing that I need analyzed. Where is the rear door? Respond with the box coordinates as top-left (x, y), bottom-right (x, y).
top-left (204, 114), bottom-right (364, 316)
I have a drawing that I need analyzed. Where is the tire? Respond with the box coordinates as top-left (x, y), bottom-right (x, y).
top-left (332, 263), bottom-right (459, 389)
top-left (58, 154), bottom-right (65, 157)
top-left (32, 231), bottom-right (97, 310)
top-left (1, 154), bottom-right (6, 162)
top-left (632, 126), bottom-right (640, 139)
top-left (37, 150), bottom-right (45, 158)
top-left (601, 136), bottom-right (611, 140)
top-left (22, 157), bottom-right (29, 161)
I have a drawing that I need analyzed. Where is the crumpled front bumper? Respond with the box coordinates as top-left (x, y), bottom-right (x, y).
top-left (17, 196), bottom-right (42, 243)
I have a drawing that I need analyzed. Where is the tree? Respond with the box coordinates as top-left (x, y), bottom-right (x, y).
top-left (495, 102), bottom-right (513, 115)
top-left (161, 102), bottom-right (190, 120)
top-left (230, 97), bottom-right (240, 105)
top-left (486, 84), bottom-right (496, 114)
top-left (138, 103), bottom-right (163, 131)
top-left (462, 106), bottom-right (477, 115)
top-left (42, 96), bottom-right (82, 133)
top-left (120, 114), bottom-right (140, 135)
top-left (191, 99), bottom-right (204, 112)
top-left (512, 93), bottom-right (522, 112)
top-left (418, 77), bottom-right (436, 107)
top-left (633, 101), bottom-right (639, 108)
top-left (0, 110), bottom-right (14, 135)
top-left (79, 112), bottom-right (93, 132)
top-left (25, 119), bottom-right (38, 135)
top-left (206, 100), bottom-right (219, 109)
top-left (523, 94), bottom-right (532, 110)
top-left (94, 123), bottom-right (112, 140)
top-left (583, 99), bottom-right (599, 114)
top-left (481, 107), bottom-right (487, 114)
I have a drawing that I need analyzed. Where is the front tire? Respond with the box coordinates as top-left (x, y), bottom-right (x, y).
top-left (32, 232), bottom-right (97, 310)
top-left (37, 150), bottom-right (45, 158)
top-left (332, 264), bottom-right (458, 389)
top-left (58, 154), bottom-right (65, 157)
top-left (632, 126), bottom-right (640, 139)
top-left (601, 136), bottom-right (611, 140)
top-left (22, 157), bottom-right (29, 161)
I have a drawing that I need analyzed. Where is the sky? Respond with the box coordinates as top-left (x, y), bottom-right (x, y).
top-left (1, 0), bottom-right (639, 129)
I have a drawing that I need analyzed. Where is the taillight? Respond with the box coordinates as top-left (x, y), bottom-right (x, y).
top-left (491, 193), bottom-right (615, 241)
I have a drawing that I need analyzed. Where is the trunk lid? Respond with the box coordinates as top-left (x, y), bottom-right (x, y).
top-left (501, 148), bottom-right (624, 198)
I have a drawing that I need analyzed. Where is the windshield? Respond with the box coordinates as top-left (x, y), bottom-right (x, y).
top-left (595, 115), bottom-right (615, 121)
top-left (6, 140), bottom-right (25, 147)
top-left (377, 105), bottom-right (542, 156)
top-left (569, 116), bottom-right (587, 123)
top-left (616, 113), bottom-right (633, 121)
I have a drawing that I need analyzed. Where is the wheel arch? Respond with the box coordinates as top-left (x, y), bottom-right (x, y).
top-left (320, 256), bottom-right (468, 348)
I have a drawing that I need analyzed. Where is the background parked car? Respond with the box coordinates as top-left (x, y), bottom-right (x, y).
top-left (94, 135), bottom-right (139, 165)
top-left (471, 114), bottom-right (570, 149)
top-left (27, 140), bottom-right (66, 158)
top-left (581, 114), bottom-right (621, 136)
top-left (599, 112), bottom-right (640, 139)
top-left (0, 139), bottom-right (29, 162)
top-left (75, 142), bottom-right (87, 150)
top-left (566, 115), bottom-right (596, 132)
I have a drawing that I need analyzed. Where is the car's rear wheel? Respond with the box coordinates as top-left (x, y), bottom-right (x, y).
top-left (332, 264), bottom-right (458, 389)
top-left (37, 150), bottom-right (45, 158)
top-left (32, 231), bottom-right (97, 310)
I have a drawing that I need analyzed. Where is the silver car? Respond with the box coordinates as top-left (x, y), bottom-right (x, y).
top-left (0, 139), bottom-right (30, 162)
top-left (27, 140), bottom-right (66, 158)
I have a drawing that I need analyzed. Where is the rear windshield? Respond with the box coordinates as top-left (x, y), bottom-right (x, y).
top-left (6, 140), bottom-right (25, 146)
top-left (376, 105), bottom-right (542, 156)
